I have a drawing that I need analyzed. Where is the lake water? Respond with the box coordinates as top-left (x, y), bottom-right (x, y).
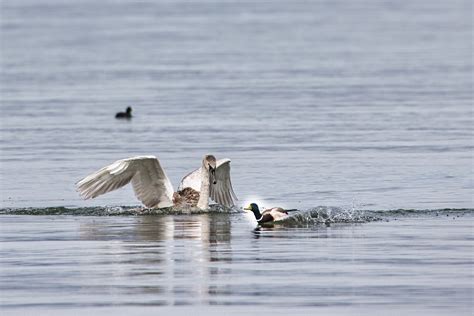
top-left (0, 0), bottom-right (472, 315)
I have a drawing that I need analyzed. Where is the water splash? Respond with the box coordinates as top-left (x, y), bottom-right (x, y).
top-left (252, 207), bottom-right (473, 227)
top-left (0, 204), bottom-right (239, 216)
top-left (274, 206), bottom-right (381, 226)
top-left (0, 206), bottom-right (471, 224)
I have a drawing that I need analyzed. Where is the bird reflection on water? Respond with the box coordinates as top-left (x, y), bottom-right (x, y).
top-left (78, 214), bottom-right (232, 305)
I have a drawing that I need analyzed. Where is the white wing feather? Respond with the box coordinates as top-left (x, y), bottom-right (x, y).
top-left (179, 158), bottom-right (237, 207)
top-left (178, 167), bottom-right (202, 192)
top-left (210, 159), bottom-right (238, 207)
top-left (76, 156), bottom-right (174, 208)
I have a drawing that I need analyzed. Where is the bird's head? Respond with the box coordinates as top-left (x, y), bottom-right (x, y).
top-left (126, 107), bottom-right (132, 114)
top-left (203, 154), bottom-right (217, 184)
top-left (244, 203), bottom-right (261, 217)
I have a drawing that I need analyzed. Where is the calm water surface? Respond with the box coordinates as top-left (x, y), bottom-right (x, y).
top-left (1, 211), bottom-right (473, 316)
top-left (0, 0), bottom-right (472, 315)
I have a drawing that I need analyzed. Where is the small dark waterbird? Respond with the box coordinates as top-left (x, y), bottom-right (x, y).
top-left (115, 106), bottom-right (132, 119)
top-left (244, 203), bottom-right (295, 224)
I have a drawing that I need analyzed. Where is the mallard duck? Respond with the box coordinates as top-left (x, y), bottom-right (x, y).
top-left (115, 106), bottom-right (132, 119)
top-left (76, 154), bottom-right (237, 210)
top-left (243, 203), bottom-right (290, 224)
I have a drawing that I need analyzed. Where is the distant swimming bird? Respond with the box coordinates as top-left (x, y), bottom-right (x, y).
top-left (76, 155), bottom-right (237, 210)
top-left (115, 106), bottom-right (132, 119)
top-left (244, 203), bottom-right (290, 224)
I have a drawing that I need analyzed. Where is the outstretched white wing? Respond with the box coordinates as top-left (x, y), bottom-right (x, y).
top-left (178, 167), bottom-right (202, 192)
top-left (210, 159), bottom-right (238, 207)
top-left (179, 158), bottom-right (237, 207)
top-left (76, 156), bottom-right (174, 208)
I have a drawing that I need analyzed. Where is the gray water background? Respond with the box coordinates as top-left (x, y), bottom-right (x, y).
top-left (0, 0), bottom-right (473, 315)
top-left (1, 0), bottom-right (472, 210)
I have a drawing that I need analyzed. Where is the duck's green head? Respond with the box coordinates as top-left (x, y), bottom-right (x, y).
top-left (244, 203), bottom-right (261, 219)
top-left (244, 203), bottom-right (259, 212)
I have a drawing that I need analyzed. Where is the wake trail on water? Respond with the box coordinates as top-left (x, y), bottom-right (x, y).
top-left (0, 204), bottom-right (238, 216)
top-left (0, 205), bottom-right (471, 225)
top-left (281, 206), bottom-right (380, 225)
top-left (278, 207), bottom-right (472, 225)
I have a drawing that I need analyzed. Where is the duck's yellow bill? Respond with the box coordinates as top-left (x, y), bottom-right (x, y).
top-left (243, 205), bottom-right (251, 211)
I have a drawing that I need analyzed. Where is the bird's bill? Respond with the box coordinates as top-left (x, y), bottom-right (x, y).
top-left (243, 205), bottom-right (252, 211)
top-left (210, 167), bottom-right (216, 185)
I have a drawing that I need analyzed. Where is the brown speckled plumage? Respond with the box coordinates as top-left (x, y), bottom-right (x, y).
top-left (76, 154), bottom-right (236, 210)
top-left (173, 187), bottom-right (200, 207)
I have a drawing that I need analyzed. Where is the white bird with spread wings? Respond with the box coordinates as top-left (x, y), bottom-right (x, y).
top-left (76, 154), bottom-right (237, 210)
